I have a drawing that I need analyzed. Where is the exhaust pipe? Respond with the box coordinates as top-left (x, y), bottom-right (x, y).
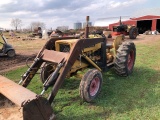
top-left (85, 16), bottom-right (89, 38)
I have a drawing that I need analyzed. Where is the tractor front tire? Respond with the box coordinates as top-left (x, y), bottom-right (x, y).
top-left (79, 69), bottom-right (103, 102)
top-left (114, 41), bottom-right (136, 76)
top-left (129, 27), bottom-right (138, 39)
top-left (40, 63), bottom-right (55, 83)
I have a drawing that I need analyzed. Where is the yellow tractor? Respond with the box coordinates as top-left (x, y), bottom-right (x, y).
top-left (0, 16), bottom-right (136, 120)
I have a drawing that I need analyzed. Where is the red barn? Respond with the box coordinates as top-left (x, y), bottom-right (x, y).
top-left (109, 15), bottom-right (160, 34)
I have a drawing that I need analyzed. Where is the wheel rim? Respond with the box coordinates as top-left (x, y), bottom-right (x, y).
top-left (133, 30), bottom-right (137, 38)
top-left (89, 76), bottom-right (100, 96)
top-left (41, 63), bottom-right (54, 83)
top-left (8, 50), bottom-right (15, 57)
top-left (127, 50), bottom-right (134, 70)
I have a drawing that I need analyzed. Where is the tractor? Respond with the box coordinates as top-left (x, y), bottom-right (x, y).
top-left (0, 16), bottom-right (136, 120)
top-left (111, 16), bottom-right (138, 39)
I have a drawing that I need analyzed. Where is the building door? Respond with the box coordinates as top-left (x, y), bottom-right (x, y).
top-left (137, 20), bottom-right (152, 34)
top-left (156, 19), bottom-right (160, 32)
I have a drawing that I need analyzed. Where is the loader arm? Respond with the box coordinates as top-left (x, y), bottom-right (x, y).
top-left (20, 37), bottom-right (77, 87)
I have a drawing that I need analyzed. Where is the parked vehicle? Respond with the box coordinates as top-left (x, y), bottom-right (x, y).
top-left (0, 32), bottom-right (15, 57)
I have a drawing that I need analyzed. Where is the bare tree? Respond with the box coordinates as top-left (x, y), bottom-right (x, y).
top-left (11, 18), bottom-right (23, 30)
top-left (30, 21), bottom-right (46, 31)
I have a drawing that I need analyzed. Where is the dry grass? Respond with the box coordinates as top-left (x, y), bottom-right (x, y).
top-left (3, 32), bottom-right (47, 54)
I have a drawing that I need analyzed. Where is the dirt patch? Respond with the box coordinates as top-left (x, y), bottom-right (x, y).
top-left (0, 53), bottom-right (36, 74)
top-left (126, 34), bottom-right (160, 44)
top-left (0, 94), bottom-right (22, 120)
top-left (0, 37), bottom-right (46, 74)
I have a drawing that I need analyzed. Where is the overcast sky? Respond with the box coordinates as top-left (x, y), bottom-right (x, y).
top-left (0, 0), bottom-right (160, 29)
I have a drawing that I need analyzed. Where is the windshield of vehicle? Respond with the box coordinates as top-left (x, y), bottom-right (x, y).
top-left (0, 35), bottom-right (4, 49)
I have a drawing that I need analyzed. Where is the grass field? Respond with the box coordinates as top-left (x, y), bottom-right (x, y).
top-left (3, 36), bottom-right (160, 120)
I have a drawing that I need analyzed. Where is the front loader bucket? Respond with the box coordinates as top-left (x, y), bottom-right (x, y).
top-left (0, 75), bottom-right (55, 120)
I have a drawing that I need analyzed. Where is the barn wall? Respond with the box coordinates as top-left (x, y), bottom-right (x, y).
top-left (152, 19), bottom-right (157, 31)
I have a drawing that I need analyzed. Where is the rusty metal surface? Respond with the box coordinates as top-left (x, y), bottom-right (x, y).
top-left (85, 16), bottom-right (89, 38)
top-left (0, 75), bottom-right (37, 106)
top-left (23, 97), bottom-right (55, 120)
top-left (42, 49), bottom-right (68, 63)
top-left (0, 75), bottom-right (55, 120)
top-left (22, 59), bottom-right (43, 87)
top-left (19, 37), bottom-right (76, 88)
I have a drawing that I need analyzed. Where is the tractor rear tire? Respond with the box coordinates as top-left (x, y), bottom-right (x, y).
top-left (114, 41), bottom-right (136, 76)
top-left (79, 69), bottom-right (102, 102)
top-left (129, 27), bottom-right (138, 39)
top-left (40, 63), bottom-right (55, 83)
